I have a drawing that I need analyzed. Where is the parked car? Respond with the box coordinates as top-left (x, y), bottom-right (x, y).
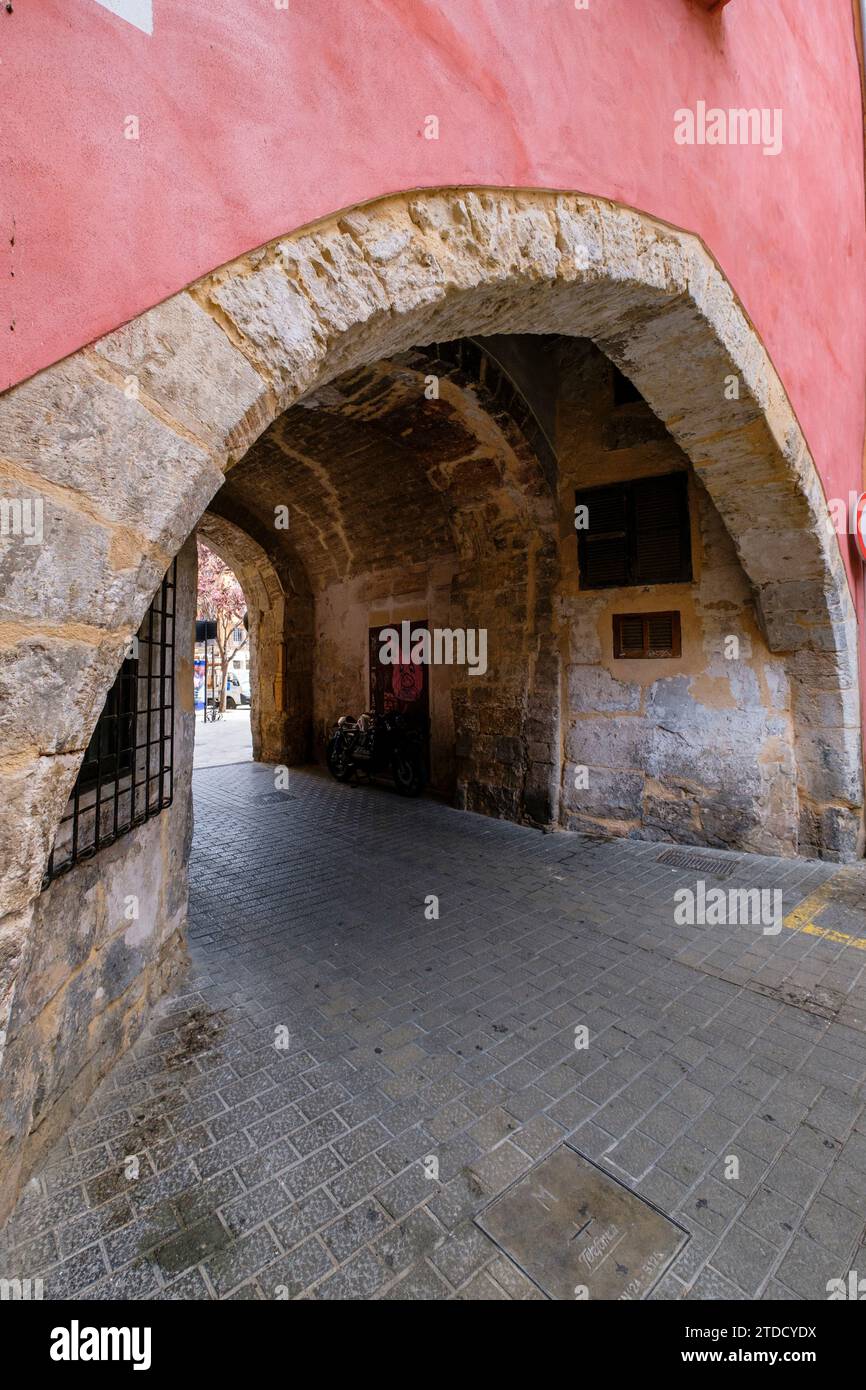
top-left (208, 671), bottom-right (251, 710)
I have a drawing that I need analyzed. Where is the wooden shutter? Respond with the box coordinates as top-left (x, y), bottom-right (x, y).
top-left (576, 484), bottom-right (629, 588)
top-left (576, 472), bottom-right (691, 590)
top-left (631, 473), bottom-right (692, 584)
top-left (613, 611), bottom-right (681, 659)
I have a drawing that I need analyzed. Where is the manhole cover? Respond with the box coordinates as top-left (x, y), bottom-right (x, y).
top-left (254, 791), bottom-right (296, 804)
top-left (476, 1145), bottom-right (688, 1301)
top-left (656, 847), bottom-right (738, 879)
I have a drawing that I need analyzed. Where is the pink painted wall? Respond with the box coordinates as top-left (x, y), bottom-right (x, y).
top-left (3, 0), bottom-right (865, 600)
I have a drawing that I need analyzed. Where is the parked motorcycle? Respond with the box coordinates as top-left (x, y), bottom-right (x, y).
top-left (326, 710), bottom-right (427, 796)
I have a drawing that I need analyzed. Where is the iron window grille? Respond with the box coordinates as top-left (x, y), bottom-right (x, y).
top-left (43, 560), bottom-right (176, 888)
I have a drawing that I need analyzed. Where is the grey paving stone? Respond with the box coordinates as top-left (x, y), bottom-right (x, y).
top-left (320, 1201), bottom-right (390, 1261)
top-left (204, 1225), bottom-right (282, 1298)
top-left (154, 1268), bottom-right (213, 1300)
top-left (709, 1224), bottom-right (779, 1297)
top-left (372, 1208), bottom-right (444, 1276)
top-left (739, 1184), bottom-right (803, 1248)
top-left (332, 1118), bottom-right (390, 1165)
top-left (374, 1163), bottom-right (436, 1218)
top-left (800, 1194), bottom-right (863, 1262)
top-left (88, 1259), bottom-right (162, 1301)
top-left (41, 1243), bottom-right (108, 1299)
top-left (688, 1265), bottom-right (751, 1300)
top-left (458, 1270), bottom-right (510, 1299)
top-left (315, 1248), bottom-right (389, 1300)
top-left (103, 1206), bottom-right (180, 1270)
top-left (9, 764), bottom-right (866, 1301)
top-left (271, 1188), bottom-right (341, 1251)
top-left (774, 1234), bottom-right (847, 1301)
top-left (152, 1217), bottom-right (230, 1277)
top-left (379, 1260), bottom-right (451, 1300)
top-left (429, 1222), bottom-right (497, 1288)
top-left (260, 1237), bottom-right (334, 1299)
top-left (173, 1169), bottom-right (245, 1226)
top-left (606, 1130), bottom-right (666, 1181)
top-left (486, 1253), bottom-right (545, 1299)
top-left (329, 1154), bottom-right (392, 1210)
top-left (764, 1152), bottom-right (824, 1207)
top-left (680, 1176), bottom-right (744, 1237)
top-left (220, 1179), bottom-right (290, 1237)
top-left (281, 1147), bottom-right (344, 1199)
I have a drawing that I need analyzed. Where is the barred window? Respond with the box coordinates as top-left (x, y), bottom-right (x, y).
top-left (43, 561), bottom-right (176, 887)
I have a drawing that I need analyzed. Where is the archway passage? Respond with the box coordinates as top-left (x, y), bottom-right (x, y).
top-left (0, 188), bottom-right (862, 1220)
top-left (208, 339), bottom-right (560, 824)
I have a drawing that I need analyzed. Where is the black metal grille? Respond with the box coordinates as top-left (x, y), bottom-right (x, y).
top-left (43, 560), bottom-right (176, 888)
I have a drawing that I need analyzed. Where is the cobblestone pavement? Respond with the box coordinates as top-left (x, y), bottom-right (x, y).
top-left (4, 762), bottom-right (866, 1301)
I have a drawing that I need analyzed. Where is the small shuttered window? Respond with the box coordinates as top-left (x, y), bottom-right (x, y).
top-left (613, 611), bottom-right (682, 659)
top-left (575, 472), bottom-right (692, 589)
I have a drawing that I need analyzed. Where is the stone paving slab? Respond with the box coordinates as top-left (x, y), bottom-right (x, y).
top-left (2, 763), bottom-right (866, 1300)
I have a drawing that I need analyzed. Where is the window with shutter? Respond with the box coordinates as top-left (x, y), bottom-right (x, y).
top-left (576, 472), bottom-right (691, 589)
top-left (613, 611), bottom-right (681, 659)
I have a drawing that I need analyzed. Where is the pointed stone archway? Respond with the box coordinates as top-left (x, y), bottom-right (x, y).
top-left (0, 187), bottom-right (862, 1216)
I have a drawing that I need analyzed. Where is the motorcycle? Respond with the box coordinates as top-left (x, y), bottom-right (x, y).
top-left (326, 709), bottom-right (427, 796)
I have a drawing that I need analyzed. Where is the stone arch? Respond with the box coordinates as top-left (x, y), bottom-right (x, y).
top-left (1, 185), bottom-right (862, 1032)
top-left (195, 510), bottom-right (313, 764)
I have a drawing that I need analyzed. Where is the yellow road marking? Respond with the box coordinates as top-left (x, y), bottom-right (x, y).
top-left (781, 875), bottom-right (866, 951)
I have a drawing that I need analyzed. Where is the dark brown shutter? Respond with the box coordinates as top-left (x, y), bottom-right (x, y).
top-left (617, 614), bottom-right (645, 656)
top-left (576, 484), bottom-right (629, 588)
top-left (576, 472), bottom-right (692, 590)
top-left (613, 611), bottom-right (681, 659)
top-left (631, 474), bottom-right (692, 584)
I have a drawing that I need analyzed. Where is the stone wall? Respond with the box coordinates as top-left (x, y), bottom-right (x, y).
top-left (555, 341), bottom-right (798, 854)
top-left (0, 538), bottom-right (196, 1220)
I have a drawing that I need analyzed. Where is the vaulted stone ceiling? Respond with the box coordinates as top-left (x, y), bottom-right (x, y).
top-left (207, 340), bottom-right (558, 592)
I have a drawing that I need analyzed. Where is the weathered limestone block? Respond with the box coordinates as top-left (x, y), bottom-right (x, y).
top-left (795, 726), bottom-right (864, 805)
top-left (0, 497), bottom-right (155, 628)
top-left (567, 665), bottom-right (641, 713)
top-left (0, 754), bottom-right (81, 918)
top-left (94, 293), bottom-right (271, 459)
top-left (640, 780), bottom-right (703, 843)
top-left (564, 766), bottom-right (644, 821)
top-left (0, 356), bottom-right (220, 543)
top-left (0, 636), bottom-right (123, 757)
top-left (208, 261), bottom-right (325, 400)
top-left (565, 716), bottom-right (644, 770)
top-left (0, 538), bottom-right (196, 1224)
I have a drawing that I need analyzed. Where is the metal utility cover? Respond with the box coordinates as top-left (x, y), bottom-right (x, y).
top-left (477, 1145), bottom-right (689, 1300)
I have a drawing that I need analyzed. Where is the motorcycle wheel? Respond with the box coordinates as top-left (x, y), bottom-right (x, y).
top-left (392, 749), bottom-right (425, 797)
top-left (326, 735), bottom-right (355, 783)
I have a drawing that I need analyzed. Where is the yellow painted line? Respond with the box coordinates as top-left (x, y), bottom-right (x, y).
top-left (797, 922), bottom-right (866, 950)
top-left (781, 874), bottom-right (866, 951)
